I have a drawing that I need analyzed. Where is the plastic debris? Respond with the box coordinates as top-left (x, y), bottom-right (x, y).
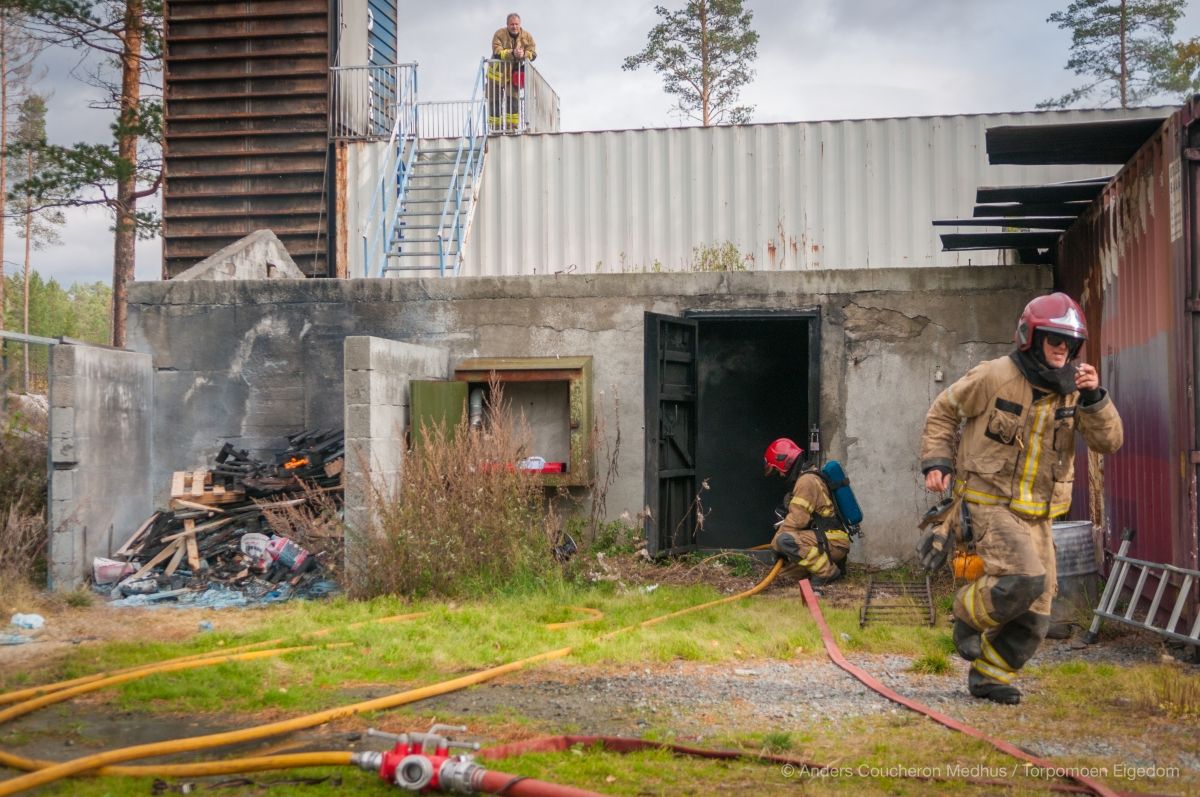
top-left (10, 613), bottom-right (44, 630)
top-left (0, 634), bottom-right (32, 645)
top-left (92, 557), bottom-right (136, 585)
top-left (114, 575), bottom-right (159, 597)
top-left (198, 621), bottom-right (214, 632)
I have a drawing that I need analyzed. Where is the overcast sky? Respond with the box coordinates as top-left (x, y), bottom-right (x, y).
top-left (6, 0), bottom-right (1199, 287)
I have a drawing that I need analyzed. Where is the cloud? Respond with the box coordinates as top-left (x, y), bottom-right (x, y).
top-left (2, 204), bottom-right (161, 287)
top-left (17, 0), bottom-right (1200, 287)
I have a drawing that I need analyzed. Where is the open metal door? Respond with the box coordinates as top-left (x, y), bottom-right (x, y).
top-left (644, 313), bottom-right (699, 557)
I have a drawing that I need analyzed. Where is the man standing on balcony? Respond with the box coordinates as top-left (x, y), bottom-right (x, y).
top-left (489, 13), bottom-right (537, 131)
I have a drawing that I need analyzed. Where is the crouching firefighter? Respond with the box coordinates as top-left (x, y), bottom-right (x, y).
top-left (918, 292), bottom-right (1123, 705)
top-left (763, 437), bottom-right (861, 589)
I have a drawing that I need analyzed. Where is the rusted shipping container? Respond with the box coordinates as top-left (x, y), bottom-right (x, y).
top-left (163, 0), bottom-right (332, 277)
top-left (1057, 99), bottom-right (1199, 605)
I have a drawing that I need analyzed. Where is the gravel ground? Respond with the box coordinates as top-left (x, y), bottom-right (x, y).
top-left (418, 634), bottom-right (1174, 739)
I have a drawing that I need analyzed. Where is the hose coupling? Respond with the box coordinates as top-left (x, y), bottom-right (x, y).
top-left (438, 757), bottom-right (484, 794)
top-left (394, 754), bottom-right (436, 791)
top-left (350, 751), bottom-right (384, 773)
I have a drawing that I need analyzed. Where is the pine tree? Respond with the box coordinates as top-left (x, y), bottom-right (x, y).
top-left (8, 0), bottom-right (162, 348)
top-left (8, 93), bottom-right (63, 390)
top-left (1040, 0), bottom-right (1188, 108)
top-left (623, 0), bottom-right (759, 126)
top-left (0, 7), bottom-right (44, 333)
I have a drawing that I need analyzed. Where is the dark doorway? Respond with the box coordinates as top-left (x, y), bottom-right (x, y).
top-left (644, 310), bottom-right (819, 556)
top-left (689, 311), bottom-right (819, 550)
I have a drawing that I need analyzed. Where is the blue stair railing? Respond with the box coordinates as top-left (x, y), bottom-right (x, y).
top-left (359, 64), bottom-right (418, 278)
top-left (433, 59), bottom-right (489, 276)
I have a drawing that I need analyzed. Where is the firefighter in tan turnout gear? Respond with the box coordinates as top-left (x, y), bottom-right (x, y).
top-left (488, 13), bottom-right (537, 131)
top-left (763, 438), bottom-right (850, 588)
top-left (918, 292), bottom-right (1123, 705)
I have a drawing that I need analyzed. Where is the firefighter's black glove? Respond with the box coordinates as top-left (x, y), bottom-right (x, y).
top-left (916, 527), bottom-right (951, 573)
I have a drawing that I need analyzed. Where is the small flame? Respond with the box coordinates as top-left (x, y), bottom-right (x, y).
top-left (283, 456), bottom-right (309, 470)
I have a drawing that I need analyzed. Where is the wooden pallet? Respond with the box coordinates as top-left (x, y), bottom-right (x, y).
top-left (169, 469), bottom-right (245, 507)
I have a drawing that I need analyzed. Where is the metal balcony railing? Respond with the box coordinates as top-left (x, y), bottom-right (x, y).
top-left (330, 63), bottom-right (417, 141)
top-left (416, 100), bottom-right (486, 140)
top-left (481, 58), bottom-right (559, 134)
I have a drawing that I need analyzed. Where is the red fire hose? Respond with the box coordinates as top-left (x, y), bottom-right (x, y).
top-left (796, 579), bottom-right (1122, 797)
top-left (475, 769), bottom-right (602, 797)
top-left (479, 735), bottom-right (1163, 796)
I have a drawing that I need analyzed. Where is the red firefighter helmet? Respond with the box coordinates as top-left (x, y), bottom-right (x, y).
top-left (1015, 292), bottom-right (1088, 352)
top-left (763, 437), bottom-right (804, 476)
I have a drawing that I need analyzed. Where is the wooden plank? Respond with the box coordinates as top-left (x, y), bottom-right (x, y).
top-left (190, 470), bottom-right (205, 496)
top-left (164, 540), bottom-right (187, 577)
top-left (171, 472), bottom-right (186, 497)
top-left (185, 523), bottom-right (201, 570)
top-left (170, 498), bottom-right (226, 514)
top-left (115, 512), bottom-right (160, 556)
top-left (160, 516), bottom-right (234, 543)
top-left (212, 483), bottom-right (226, 496)
top-left (126, 540), bottom-right (181, 581)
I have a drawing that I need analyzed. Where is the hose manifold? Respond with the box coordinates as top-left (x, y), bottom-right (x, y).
top-left (394, 754), bottom-right (435, 791)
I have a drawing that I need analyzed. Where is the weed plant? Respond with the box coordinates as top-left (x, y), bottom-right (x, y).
top-left (1143, 666), bottom-right (1200, 717)
top-left (348, 385), bottom-right (558, 599)
top-left (0, 407), bottom-right (47, 594)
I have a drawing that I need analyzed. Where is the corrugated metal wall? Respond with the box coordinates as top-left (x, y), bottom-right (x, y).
top-left (461, 108), bottom-right (1170, 277)
top-left (163, 0), bottom-right (331, 278)
top-left (1058, 103), bottom-right (1198, 574)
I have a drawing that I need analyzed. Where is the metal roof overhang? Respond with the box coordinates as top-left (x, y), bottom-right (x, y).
top-left (985, 117), bottom-right (1168, 165)
top-left (937, 115), bottom-right (1169, 259)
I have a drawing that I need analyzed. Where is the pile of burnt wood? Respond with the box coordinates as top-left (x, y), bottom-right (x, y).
top-left (99, 430), bottom-right (344, 599)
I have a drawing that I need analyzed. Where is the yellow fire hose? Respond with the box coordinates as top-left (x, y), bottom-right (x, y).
top-left (0, 644), bottom-right (350, 728)
top-left (0, 564), bottom-right (782, 795)
top-left (0, 612), bottom-right (428, 707)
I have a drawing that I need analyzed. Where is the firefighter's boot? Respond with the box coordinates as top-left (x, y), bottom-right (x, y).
top-left (968, 635), bottom-right (1022, 704)
top-left (953, 618), bottom-right (982, 662)
top-left (967, 667), bottom-right (1021, 705)
top-left (809, 568), bottom-right (842, 590)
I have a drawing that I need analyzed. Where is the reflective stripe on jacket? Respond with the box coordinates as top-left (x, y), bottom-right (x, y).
top-left (779, 471), bottom-right (844, 537)
top-left (919, 355), bottom-right (1123, 518)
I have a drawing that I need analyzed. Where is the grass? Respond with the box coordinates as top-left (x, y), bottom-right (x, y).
top-left (909, 650), bottom-right (951, 675)
top-left (5, 586), bottom-right (952, 716)
top-left (4, 580), bottom-right (1199, 796)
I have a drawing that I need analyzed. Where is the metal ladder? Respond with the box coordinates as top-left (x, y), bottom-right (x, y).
top-left (1083, 528), bottom-right (1200, 652)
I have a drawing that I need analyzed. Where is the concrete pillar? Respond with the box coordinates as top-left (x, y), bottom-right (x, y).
top-left (343, 337), bottom-right (448, 579)
top-left (48, 344), bottom-right (154, 590)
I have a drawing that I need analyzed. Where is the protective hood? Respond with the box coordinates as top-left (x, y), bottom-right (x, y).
top-left (1010, 349), bottom-right (1076, 396)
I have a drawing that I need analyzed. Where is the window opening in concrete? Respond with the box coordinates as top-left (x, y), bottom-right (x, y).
top-left (445, 356), bottom-right (594, 487)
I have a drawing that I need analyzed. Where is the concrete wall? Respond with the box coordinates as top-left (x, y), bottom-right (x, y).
top-left (48, 344), bottom-right (154, 590)
top-left (127, 266), bottom-right (1050, 562)
top-left (343, 336), bottom-right (448, 547)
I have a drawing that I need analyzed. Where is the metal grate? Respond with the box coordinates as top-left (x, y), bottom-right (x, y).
top-left (860, 576), bottom-right (935, 628)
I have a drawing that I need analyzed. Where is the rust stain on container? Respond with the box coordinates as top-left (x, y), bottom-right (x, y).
top-left (1057, 101), bottom-right (1199, 588)
top-left (162, 0), bottom-right (331, 278)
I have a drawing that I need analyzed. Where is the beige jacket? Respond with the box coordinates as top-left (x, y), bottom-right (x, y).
top-left (779, 472), bottom-right (839, 535)
top-left (492, 27), bottom-right (537, 61)
top-left (920, 355), bottom-right (1123, 518)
